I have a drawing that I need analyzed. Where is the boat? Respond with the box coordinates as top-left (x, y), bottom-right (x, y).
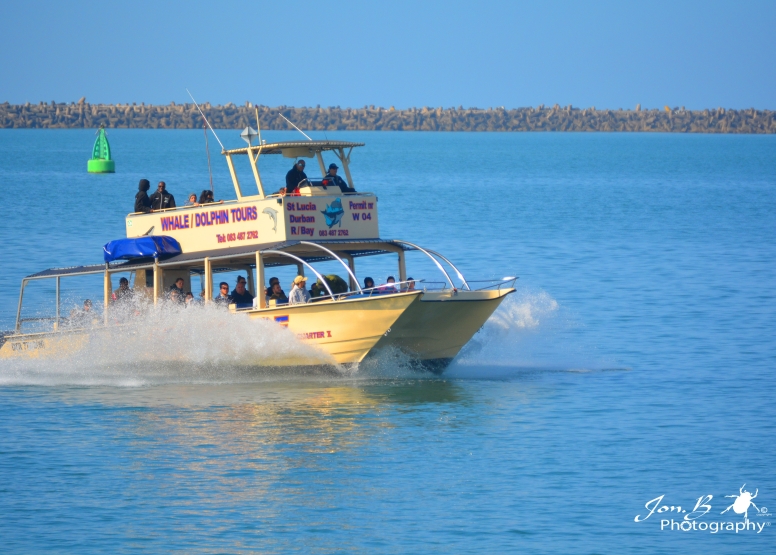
top-left (0, 133), bottom-right (515, 370)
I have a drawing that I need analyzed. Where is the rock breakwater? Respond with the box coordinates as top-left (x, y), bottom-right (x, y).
top-left (2, 99), bottom-right (773, 133)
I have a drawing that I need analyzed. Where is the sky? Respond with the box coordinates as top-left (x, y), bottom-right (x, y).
top-left (1, 0), bottom-right (774, 110)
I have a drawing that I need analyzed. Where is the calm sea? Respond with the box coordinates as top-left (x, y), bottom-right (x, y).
top-left (0, 130), bottom-right (774, 554)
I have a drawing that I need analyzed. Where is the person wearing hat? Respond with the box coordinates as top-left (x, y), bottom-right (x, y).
top-left (289, 275), bottom-right (311, 305)
top-left (134, 179), bottom-right (152, 213)
top-left (323, 163), bottom-right (356, 193)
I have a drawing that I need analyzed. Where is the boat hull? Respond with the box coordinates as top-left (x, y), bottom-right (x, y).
top-left (368, 288), bottom-right (515, 370)
top-left (243, 291), bottom-right (422, 364)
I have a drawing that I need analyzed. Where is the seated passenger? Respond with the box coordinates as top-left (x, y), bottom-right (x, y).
top-left (268, 282), bottom-right (288, 305)
top-left (169, 278), bottom-right (185, 303)
top-left (184, 193), bottom-right (199, 207)
top-left (363, 277), bottom-right (375, 291)
top-left (264, 276), bottom-right (280, 299)
top-left (285, 160), bottom-right (308, 194)
top-left (405, 277), bottom-right (417, 292)
top-left (289, 276), bottom-right (311, 305)
top-left (229, 276), bottom-right (254, 307)
top-left (113, 277), bottom-right (134, 303)
top-left (150, 181), bottom-right (176, 210)
top-left (134, 179), bottom-right (152, 213)
top-left (69, 299), bottom-right (94, 327)
top-left (214, 282), bottom-right (231, 306)
top-left (378, 276), bottom-right (398, 293)
top-left (310, 282), bottom-right (322, 298)
top-left (199, 190), bottom-right (223, 205)
top-left (322, 163), bottom-right (356, 193)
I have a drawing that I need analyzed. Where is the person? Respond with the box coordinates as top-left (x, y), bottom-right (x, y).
top-left (322, 163), bottom-right (356, 193)
top-left (229, 275), bottom-right (254, 307)
top-left (285, 160), bottom-right (308, 194)
top-left (363, 277), bottom-right (375, 290)
top-left (150, 181), bottom-right (176, 210)
top-left (405, 277), bottom-right (417, 292)
top-left (214, 282), bottom-right (231, 306)
top-left (113, 277), bottom-right (134, 303)
top-left (184, 193), bottom-right (199, 207)
top-left (169, 277), bottom-right (185, 303)
top-left (268, 282), bottom-right (288, 305)
top-left (264, 276), bottom-right (280, 299)
top-left (134, 179), bottom-right (152, 213)
top-left (69, 299), bottom-right (94, 327)
top-left (199, 190), bottom-right (223, 205)
top-left (310, 282), bottom-right (322, 298)
top-left (184, 292), bottom-right (196, 306)
top-left (378, 276), bottom-right (398, 293)
top-left (289, 275), bottom-right (311, 305)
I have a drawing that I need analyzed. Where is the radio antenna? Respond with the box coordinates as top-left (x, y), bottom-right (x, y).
top-left (186, 89), bottom-right (225, 150)
top-left (279, 113), bottom-right (312, 141)
top-left (203, 121), bottom-right (214, 192)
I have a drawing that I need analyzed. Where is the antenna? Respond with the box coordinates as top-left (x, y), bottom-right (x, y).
top-left (203, 121), bottom-right (214, 192)
top-left (279, 113), bottom-right (312, 141)
top-left (255, 106), bottom-right (263, 145)
top-left (186, 89), bottom-right (225, 150)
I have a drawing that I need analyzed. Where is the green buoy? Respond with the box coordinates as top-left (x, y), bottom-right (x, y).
top-left (87, 126), bottom-right (115, 173)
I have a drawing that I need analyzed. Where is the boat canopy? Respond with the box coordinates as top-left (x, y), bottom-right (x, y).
top-left (222, 140), bottom-right (364, 158)
top-left (103, 236), bottom-right (181, 263)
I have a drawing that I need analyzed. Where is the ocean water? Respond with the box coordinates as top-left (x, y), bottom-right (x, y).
top-left (0, 129), bottom-right (774, 554)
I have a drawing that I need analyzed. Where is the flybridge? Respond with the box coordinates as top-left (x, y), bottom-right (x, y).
top-left (126, 136), bottom-right (378, 253)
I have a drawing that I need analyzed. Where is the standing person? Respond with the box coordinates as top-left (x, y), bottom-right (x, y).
top-left (184, 193), bottom-right (199, 207)
top-left (322, 163), bottom-right (356, 193)
top-left (285, 160), bottom-right (307, 194)
top-left (214, 282), bottom-right (231, 306)
top-left (289, 276), bottom-right (311, 305)
top-left (134, 179), bottom-right (152, 213)
top-left (150, 181), bottom-right (176, 210)
top-left (169, 277), bottom-right (185, 304)
top-left (229, 276), bottom-right (254, 307)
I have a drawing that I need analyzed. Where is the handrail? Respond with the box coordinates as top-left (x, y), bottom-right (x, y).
top-left (391, 240), bottom-right (456, 290)
top-left (260, 250), bottom-right (335, 299)
top-left (423, 248), bottom-right (470, 290)
top-left (299, 241), bottom-right (362, 292)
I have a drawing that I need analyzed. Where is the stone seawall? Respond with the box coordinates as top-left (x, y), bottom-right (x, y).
top-left (1, 99), bottom-right (774, 133)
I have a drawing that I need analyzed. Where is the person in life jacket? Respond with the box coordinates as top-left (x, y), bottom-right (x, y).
top-left (322, 163), bottom-right (356, 193)
top-left (149, 181), bottom-right (176, 210)
top-left (134, 179), bottom-right (152, 213)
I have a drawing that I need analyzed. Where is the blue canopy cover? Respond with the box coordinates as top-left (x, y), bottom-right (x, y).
top-left (103, 236), bottom-right (182, 262)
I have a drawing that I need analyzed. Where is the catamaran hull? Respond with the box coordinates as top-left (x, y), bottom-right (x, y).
top-left (368, 288), bottom-right (514, 371)
top-left (244, 292), bottom-right (421, 365)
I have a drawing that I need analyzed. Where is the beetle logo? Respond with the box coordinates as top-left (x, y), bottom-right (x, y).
top-left (720, 484), bottom-right (760, 519)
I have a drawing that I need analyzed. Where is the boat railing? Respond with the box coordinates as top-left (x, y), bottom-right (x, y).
top-left (466, 277), bottom-right (519, 291)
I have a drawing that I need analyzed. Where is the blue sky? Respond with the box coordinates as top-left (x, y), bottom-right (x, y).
top-left (1, 0), bottom-right (774, 109)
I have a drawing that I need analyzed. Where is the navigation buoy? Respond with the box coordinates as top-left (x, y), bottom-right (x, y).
top-left (87, 126), bottom-right (115, 173)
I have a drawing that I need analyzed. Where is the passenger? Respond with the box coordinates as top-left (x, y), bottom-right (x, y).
top-left (134, 179), bottom-right (152, 213)
top-left (264, 276), bottom-right (280, 299)
top-left (113, 277), bottom-right (134, 302)
top-left (214, 282), bottom-right (231, 306)
top-left (199, 190), bottom-right (223, 205)
top-left (405, 277), bottom-right (417, 292)
top-left (378, 276), bottom-right (398, 293)
top-left (289, 276), bottom-right (311, 305)
top-left (150, 181), bottom-right (176, 210)
top-left (184, 193), bottom-right (199, 207)
top-left (68, 299), bottom-right (95, 328)
top-left (322, 163), bottom-right (356, 193)
top-left (363, 277), bottom-right (375, 290)
top-left (169, 277), bottom-right (185, 303)
top-left (268, 282), bottom-right (288, 305)
top-left (185, 292), bottom-right (196, 306)
top-left (285, 160), bottom-right (308, 194)
top-left (310, 282), bottom-right (322, 298)
top-left (229, 275), bottom-right (254, 307)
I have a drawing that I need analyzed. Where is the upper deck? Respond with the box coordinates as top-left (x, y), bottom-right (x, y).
top-left (126, 139), bottom-right (379, 253)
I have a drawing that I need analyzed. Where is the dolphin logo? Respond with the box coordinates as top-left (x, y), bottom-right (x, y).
top-left (321, 198), bottom-right (344, 228)
top-left (262, 207), bottom-right (278, 232)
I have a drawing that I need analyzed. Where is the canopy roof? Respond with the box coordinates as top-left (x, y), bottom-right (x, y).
top-left (222, 140), bottom-right (364, 157)
top-left (25, 239), bottom-right (413, 280)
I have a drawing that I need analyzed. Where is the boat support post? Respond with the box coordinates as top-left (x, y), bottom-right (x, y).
top-left (153, 259), bottom-right (159, 306)
top-left (55, 276), bottom-right (60, 331)
top-left (203, 257), bottom-right (212, 304)
top-left (262, 250), bottom-right (334, 298)
top-left (335, 147), bottom-right (355, 189)
top-left (15, 279), bottom-right (27, 333)
top-left (103, 264), bottom-right (110, 325)
top-left (299, 242), bottom-right (362, 292)
top-left (247, 146), bottom-right (266, 198)
top-left (225, 153), bottom-right (246, 201)
top-left (255, 252), bottom-right (266, 308)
